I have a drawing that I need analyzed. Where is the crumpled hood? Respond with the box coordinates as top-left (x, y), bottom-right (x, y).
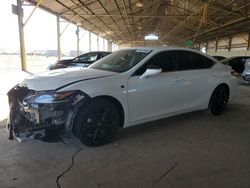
top-left (20, 67), bottom-right (116, 91)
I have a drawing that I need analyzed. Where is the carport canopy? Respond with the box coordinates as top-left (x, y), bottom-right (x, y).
top-left (25, 0), bottom-right (250, 46)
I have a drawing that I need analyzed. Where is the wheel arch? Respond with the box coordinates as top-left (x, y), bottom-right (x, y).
top-left (208, 83), bottom-right (230, 108)
top-left (216, 83), bottom-right (230, 95)
top-left (91, 95), bottom-right (125, 128)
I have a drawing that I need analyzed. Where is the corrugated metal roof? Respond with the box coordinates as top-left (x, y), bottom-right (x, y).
top-left (26, 0), bottom-right (250, 46)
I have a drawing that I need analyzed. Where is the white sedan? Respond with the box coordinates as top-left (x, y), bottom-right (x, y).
top-left (7, 47), bottom-right (237, 146)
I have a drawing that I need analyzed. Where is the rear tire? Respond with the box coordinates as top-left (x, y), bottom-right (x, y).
top-left (74, 98), bottom-right (120, 146)
top-left (208, 85), bottom-right (229, 115)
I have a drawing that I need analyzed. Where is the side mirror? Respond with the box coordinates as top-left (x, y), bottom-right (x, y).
top-left (140, 65), bottom-right (162, 79)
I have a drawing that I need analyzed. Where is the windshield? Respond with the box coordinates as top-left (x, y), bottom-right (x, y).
top-left (89, 49), bottom-right (151, 73)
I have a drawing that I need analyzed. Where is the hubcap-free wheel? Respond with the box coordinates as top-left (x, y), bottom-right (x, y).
top-left (74, 99), bottom-right (120, 146)
top-left (209, 85), bottom-right (229, 115)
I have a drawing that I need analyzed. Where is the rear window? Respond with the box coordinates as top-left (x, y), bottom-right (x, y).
top-left (176, 51), bottom-right (215, 70)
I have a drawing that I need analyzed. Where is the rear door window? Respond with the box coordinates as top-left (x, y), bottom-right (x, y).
top-left (176, 51), bottom-right (214, 70)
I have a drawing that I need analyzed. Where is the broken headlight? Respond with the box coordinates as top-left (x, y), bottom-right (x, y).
top-left (23, 90), bottom-right (80, 104)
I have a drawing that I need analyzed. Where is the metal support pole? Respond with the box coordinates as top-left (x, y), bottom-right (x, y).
top-left (228, 37), bottom-right (232, 51)
top-left (57, 15), bottom-right (61, 60)
top-left (103, 39), bottom-right (105, 51)
top-left (205, 41), bottom-right (208, 53)
top-left (215, 38), bottom-right (218, 52)
top-left (17, 0), bottom-right (27, 71)
top-left (76, 26), bottom-right (80, 56)
top-left (89, 32), bottom-right (91, 52)
top-left (107, 41), bottom-right (112, 52)
top-left (247, 33), bottom-right (250, 51)
top-left (97, 35), bottom-right (99, 51)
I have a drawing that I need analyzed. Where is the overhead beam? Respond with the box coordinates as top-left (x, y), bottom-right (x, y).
top-left (54, 0), bottom-right (114, 42)
top-left (185, 16), bottom-right (250, 42)
top-left (164, 1), bottom-right (214, 41)
top-left (60, 15), bottom-right (76, 36)
top-left (201, 0), bottom-right (243, 17)
top-left (23, 0), bottom-right (43, 26)
top-left (75, 0), bottom-right (120, 41)
top-left (113, 0), bottom-right (133, 40)
top-left (61, 13), bottom-right (238, 19)
top-left (122, 0), bottom-right (134, 40)
top-left (97, 0), bottom-right (127, 41)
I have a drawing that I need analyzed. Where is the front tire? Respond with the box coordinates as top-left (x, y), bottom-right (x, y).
top-left (208, 85), bottom-right (229, 115)
top-left (74, 98), bottom-right (120, 146)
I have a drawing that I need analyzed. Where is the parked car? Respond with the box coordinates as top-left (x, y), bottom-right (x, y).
top-left (221, 56), bottom-right (250, 74)
top-left (242, 59), bottom-right (250, 81)
top-left (212, 56), bottom-right (226, 61)
top-left (7, 48), bottom-right (237, 146)
top-left (48, 51), bottom-right (111, 70)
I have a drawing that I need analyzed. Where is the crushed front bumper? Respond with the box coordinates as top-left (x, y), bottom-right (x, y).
top-left (6, 86), bottom-right (89, 142)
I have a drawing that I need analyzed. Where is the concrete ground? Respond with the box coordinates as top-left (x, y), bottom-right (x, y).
top-left (0, 72), bottom-right (250, 188)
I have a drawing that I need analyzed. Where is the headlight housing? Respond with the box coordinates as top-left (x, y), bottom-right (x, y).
top-left (23, 90), bottom-right (80, 104)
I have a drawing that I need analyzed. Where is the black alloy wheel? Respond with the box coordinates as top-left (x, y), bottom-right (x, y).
top-left (208, 85), bottom-right (229, 115)
top-left (74, 99), bottom-right (120, 146)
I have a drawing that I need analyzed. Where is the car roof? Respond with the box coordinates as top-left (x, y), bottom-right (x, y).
top-left (121, 46), bottom-right (205, 53)
top-left (89, 51), bottom-right (111, 53)
top-left (227, 56), bottom-right (250, 59)
top-left (119, 47), bottom-right (216, 61)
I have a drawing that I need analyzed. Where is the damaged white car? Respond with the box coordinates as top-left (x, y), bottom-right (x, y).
top-left (7, 48), bottom-right (237, 146)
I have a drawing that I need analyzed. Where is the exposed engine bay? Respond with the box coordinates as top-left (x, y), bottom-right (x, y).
top-left (6, 85), bottom-right (89, 142)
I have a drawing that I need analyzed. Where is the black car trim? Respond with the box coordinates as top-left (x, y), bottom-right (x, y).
top-left (56, 75), bottom-right (110, 91)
